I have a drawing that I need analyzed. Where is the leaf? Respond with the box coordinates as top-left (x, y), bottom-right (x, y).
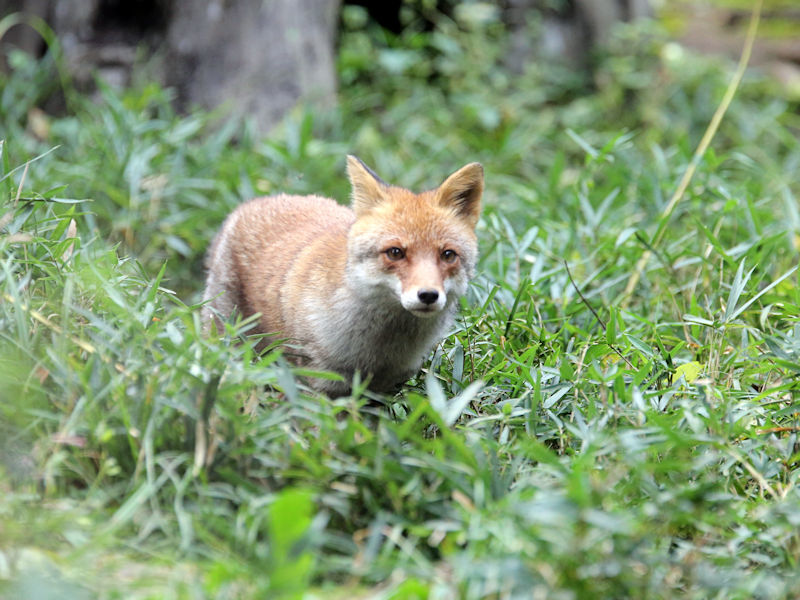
top-left (606, 305), bottom-right (618, 345)
top-left (268, 487), bottom-right (315, 594)
top-left (726, 265), bottom-right (798, 323)
top-left (624, 333), bottom-right (655, 358)
top-left (426, 370), bottom-right (447, 417)
top-left (723, 258), bottom-right (754, 323)
top-left (444, 380), bottom-right (484, 427)
top-left (566, 128), bottom-right (598, 159)
top-left (683, 314), bottom-right (714, 327)
top-left (674, 361), bottom-right (703, 385)
top-left (615, 226), bottom-right (637, 248)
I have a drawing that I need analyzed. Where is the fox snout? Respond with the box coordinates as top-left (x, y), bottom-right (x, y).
top-left (417, 289), bottom-right (440, 305)
top-left (401, 284), bottom-right (447, 316)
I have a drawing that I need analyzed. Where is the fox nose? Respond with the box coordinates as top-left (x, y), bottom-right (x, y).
top-left (417, 289), bottom-right (440, 305)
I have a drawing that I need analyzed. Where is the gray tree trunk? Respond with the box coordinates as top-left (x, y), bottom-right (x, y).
top-left (165, 0), bottom-right (340, 131)
top-left (1, 0), bottom-right (341, 132)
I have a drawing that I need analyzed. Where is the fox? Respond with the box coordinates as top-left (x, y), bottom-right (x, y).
top-left (202, 155), bottom-right (483, 395)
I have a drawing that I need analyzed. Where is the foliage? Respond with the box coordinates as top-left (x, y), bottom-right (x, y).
top-left (2, 6), bottom-right (800, 599)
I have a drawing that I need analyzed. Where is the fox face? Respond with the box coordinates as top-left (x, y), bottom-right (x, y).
top-left (345, 156), bottom-right (483, 318)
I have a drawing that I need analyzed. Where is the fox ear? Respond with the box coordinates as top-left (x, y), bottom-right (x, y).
top-left (347, 155), bottom-right (388, 216)
top-left (437, 162), bottom-right (483, 228)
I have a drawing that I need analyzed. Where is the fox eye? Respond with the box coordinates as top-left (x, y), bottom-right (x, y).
top-left (441, 249), bottom-right (458, 263)
top-left (385, 247), bottom-right (405, 260)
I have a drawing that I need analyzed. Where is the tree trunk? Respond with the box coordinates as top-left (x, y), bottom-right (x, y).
top-left (165, 0), bottom-right (340, 131)
top-left (1, 0), bottom-right (341, 132)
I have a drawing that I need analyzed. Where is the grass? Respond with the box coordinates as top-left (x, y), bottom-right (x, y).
top-left (2, 6), bottom-right (800, 598)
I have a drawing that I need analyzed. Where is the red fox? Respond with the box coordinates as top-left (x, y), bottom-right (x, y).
top-left (203, 156), bottom-right (483, 395)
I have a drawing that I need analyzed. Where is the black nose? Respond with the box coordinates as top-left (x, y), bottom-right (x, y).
top-left (417, 289), bottom-right (439, 305)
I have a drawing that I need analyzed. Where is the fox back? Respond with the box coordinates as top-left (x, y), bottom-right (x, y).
top-left (203, 155), bottom-right (483, 394)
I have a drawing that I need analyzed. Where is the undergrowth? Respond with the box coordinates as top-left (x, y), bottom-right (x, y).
top-left (1, 5), bottom-right (800, 599)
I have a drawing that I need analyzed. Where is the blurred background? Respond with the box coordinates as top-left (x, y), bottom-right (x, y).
top-left (2, 0), bottom-right (799, 133)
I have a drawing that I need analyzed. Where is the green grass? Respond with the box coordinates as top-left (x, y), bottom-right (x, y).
top-left (2, 8), bottom-right (800, 599)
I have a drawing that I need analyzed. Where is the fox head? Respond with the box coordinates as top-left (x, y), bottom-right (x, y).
top-left (345, 155), bottom-right (483, 317)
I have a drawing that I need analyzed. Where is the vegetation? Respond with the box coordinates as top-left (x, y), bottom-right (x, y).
top-left (2, 6), bottom-right (800, 598)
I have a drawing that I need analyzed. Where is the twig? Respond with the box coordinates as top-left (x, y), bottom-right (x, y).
top-left (621, 0), bottom-right (763, 305)
top-left (193, 373), bottom-right (221, 476)
top-left (756, 426), bottom-right (800, 435)
top-left (15, 161), bottom-right (29, 207)
top-left (564, 261), bottom-right (634, 369)
top-left (724, 446), bottom-right (779, 501)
